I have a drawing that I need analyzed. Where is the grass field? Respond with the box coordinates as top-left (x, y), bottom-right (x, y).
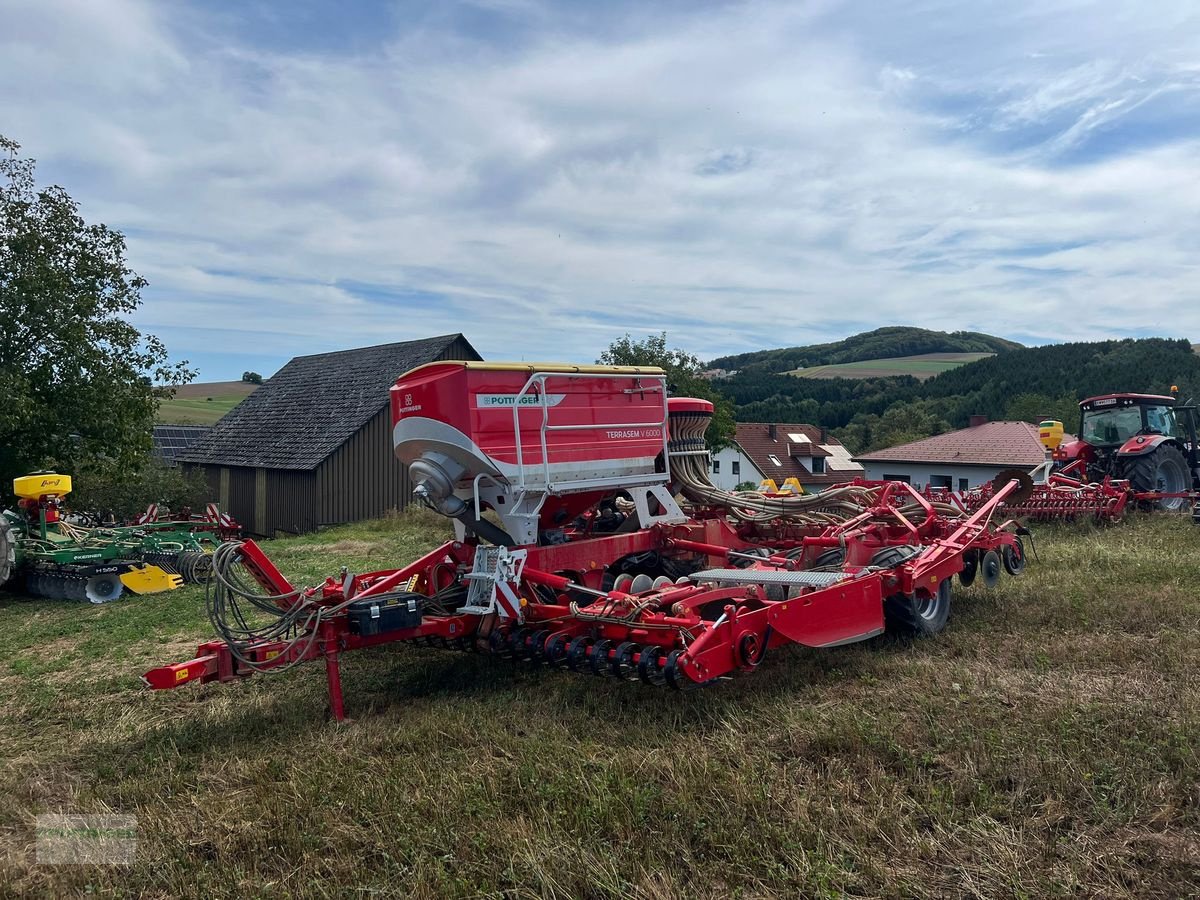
top-left (787, 352), bottom-right (996, 380)
top-left (1, 512), bottom-right (1197, 897)
top-left (157, 381), bottom-right (259, 425)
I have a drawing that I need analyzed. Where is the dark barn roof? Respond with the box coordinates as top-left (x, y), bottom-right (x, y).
top-left (152, 425), bottom-right (212, 466)
top-left (178, 333), bottom-right (480, 471)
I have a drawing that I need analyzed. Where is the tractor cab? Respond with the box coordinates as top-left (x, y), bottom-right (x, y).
top-left (1078, 394), bottom-right (1191, 448)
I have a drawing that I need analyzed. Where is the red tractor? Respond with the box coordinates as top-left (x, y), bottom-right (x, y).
top-left (1056, 390), bottom-right (1200, 511)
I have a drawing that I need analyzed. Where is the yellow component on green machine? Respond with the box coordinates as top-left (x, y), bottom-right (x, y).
top-left (119, 565), bottom-right (184, 595)
top-left (13, 473), bottom-right (72, 500)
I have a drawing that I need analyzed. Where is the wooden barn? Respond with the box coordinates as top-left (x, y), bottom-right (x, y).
top-left (177, 333), bottom-right (481, 535)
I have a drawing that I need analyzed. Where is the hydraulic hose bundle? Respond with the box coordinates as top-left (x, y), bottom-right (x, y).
top-left (666, 405), bottom-right (965, 524)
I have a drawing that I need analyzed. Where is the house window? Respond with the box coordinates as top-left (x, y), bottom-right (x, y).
top-left (732, 461), bottom-right (741, 476)
top-left (959, 478), bottom-right (969, 491)
top-left (882, 473), bottom-right (911, 484)
top-left (768, 454), bottom-right (782, 466)
top-left (712, 459), bottom-right (720, 474)
top-left (811, 457), bottom-right (825, 474)
top-left (929, 475), bottom-right (953, 488)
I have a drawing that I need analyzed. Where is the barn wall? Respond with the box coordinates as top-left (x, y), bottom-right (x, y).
top-left (263, 469), bottom-right (319, 535)
top-left (317, 408), bottom-right (409, 526)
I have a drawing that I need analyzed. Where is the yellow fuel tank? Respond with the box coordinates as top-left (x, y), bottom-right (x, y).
top-left (1038, 420), bottom-right (1064, 451)
top-left (13, 473), bottom-right (72, 500)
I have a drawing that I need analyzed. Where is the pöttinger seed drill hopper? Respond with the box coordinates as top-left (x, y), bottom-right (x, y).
top-left (145, 363), bottom-right (1031, 720)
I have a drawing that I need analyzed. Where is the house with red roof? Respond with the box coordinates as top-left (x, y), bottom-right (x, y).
top-left (852, 417), bottom-right (1059, 491)
top-left (709, 423), bottom-right (864, 492)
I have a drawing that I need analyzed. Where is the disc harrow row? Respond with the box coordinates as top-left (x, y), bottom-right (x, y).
top-left (924, 469), bottom-right (1133, 523)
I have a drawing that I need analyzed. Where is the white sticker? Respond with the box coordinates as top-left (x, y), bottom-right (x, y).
top-left (475, 393), bottom-right (566, 408)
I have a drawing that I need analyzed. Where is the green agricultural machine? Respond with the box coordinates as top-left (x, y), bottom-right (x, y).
top-left (0, 473), bottom-right (224, 603)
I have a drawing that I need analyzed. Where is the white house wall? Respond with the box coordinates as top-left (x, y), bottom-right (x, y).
top-left (709, 445), bottom-right (765, 491)
top-left (859, 462), bottom-right (1030, 491)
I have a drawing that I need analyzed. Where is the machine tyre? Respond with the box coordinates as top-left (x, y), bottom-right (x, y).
top-left (813, 548), bottom-right (845, 569)
top-left (1002, 538), bottom-right (1026, 576)
top-left (884, 578), bottom-right (951, 636)
top-left (869, 545), bottom-right (920, 570)
top-left (0, 521), bottom-right (15, 589)
top-left (1123, 444), bottom-right (1192, 511)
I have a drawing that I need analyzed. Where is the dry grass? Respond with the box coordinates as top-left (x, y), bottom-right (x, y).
top-left (0, 512), bottom-right (1196, 897)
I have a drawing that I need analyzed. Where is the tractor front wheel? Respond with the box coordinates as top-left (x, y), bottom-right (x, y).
top-left (1123, 444), bottom-right (1192, 511)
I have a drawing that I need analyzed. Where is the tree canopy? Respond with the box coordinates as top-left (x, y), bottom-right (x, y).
top-left (714, 336), bottom-right (1200, 454)
top-left (597, 332), bottom-right (735, 448)
top-left (0, 135), bottom-right (192, 485)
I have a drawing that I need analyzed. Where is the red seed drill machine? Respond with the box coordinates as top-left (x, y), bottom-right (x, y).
top-left (144, 363), bottom-right (1031, 720)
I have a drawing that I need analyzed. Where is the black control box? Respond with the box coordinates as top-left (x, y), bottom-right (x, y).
top-left (346, 593), bottom-right (424, 636)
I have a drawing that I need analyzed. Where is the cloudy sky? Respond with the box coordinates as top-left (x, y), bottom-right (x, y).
top-left (4, 0), bottom-right (1199, 379)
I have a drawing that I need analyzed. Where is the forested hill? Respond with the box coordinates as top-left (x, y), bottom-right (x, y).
top-left (709, 326), bottom-right (1023, 374)
top-left (716, 337), bottom-right (1200, 453)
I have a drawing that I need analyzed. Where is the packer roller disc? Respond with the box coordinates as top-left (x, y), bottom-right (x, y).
top-left (992, 469), bottom-right (1035, 506)
top-left (85, 574), bottom-right (125, 604)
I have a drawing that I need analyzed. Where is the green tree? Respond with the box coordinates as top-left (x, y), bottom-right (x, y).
top-left (242, 371), bottom-right (263, 385)
top-left (0, 135), bottom-right (193, 486)
top-left (1004, 392), bottom-right (1080, 430)
top-left (68, 459), bottom-right (212, 522)
top-left (598, 332), bottom-right (735, 447)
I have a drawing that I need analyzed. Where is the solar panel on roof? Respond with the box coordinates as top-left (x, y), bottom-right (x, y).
top-left (153, 426), bottom-right (212, 466)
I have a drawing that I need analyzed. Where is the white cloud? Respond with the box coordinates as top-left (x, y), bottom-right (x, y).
top-left (2, 0), bottom-right (1199, 376)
